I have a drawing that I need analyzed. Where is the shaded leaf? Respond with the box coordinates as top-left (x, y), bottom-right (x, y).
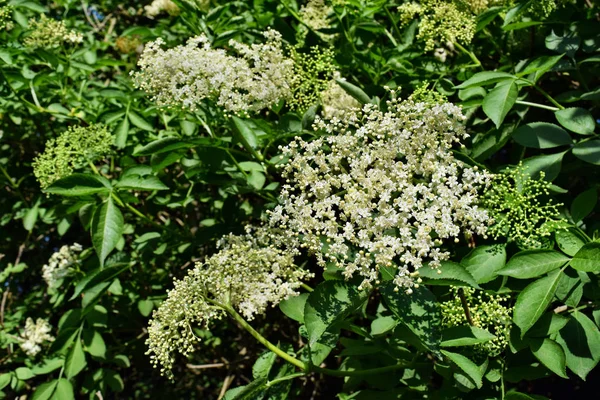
top-left (514, 269), bottom-right (563, 336)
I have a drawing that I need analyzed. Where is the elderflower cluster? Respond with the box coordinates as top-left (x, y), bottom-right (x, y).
top-left (441, 287), bottom-right (512, 357)
top-left (133, 30), bottom-right (294, 114)
top-left (288, 46), bottom-right (337, 111)
top-left (146, 227), bottom-right (311, 376)
top-left (33, 124), bottom-right (112, 189)
top-left (482, 164), bottom-right (567, 249)
top-left (0, 1), bottom-right (13, 31)
top-left (42, 243), bottom-right (83, 289)
top-left (19, 318), bottom-right (54, 356)
top-left (269, 95), bottom-right (491, 291)
top-left (23, 15), bottom-right (83, 49)
top-left (398, 1), bottom-right (476, 51)
top-left (300, 0), bottom-right (333, 31)
top-left (144, 0), bottom-right (180, 18)
top-left (320, 73), bottom-right (361, 119)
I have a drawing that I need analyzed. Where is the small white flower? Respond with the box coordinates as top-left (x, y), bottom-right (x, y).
top-left (19, 318), bottom-right (54, 357)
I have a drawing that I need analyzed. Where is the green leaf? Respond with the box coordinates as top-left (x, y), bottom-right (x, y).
top-left (252, 351), bottom-right (277, 380)
top-left (45, 174), bottom-right (111, 197)
top-left (15, 367), bottom-right (34, 380)
top-left (31, 380), bottom-right (58, 400)
top-left (23, 198), bottom-right (40, 231)
top-left (0, 373), bottom-right (11, 390)
top-left (556, 312), bottom-right (600, 380)
top-left (279, 293), bottom-right (309, 323)
top-left (70, 263), bottom-right (130, 300)
top-left (521, 151), bottom-right (566, 181)
top-left (381, 284), bottom-right (441, 352)
top-left (441, 350), bottom-right (483, 388)
top-left (530, 338), bottom-right (568, 378)
top-left (417, 261), bottom-right (479, 288)
top-left (91, 198), bottom-right (124, 267)
top-left (51, 379), bottom-right (74, 400)
top-left (499, 250), bottom-right (569, 279)
top-left (441, 325), bottom-right (496, 347)
top-left (334, 78), bottom-right (371, 104)
top-left (505, 392), bottom-right (536, 400)
top-left (104, 369), bottom-right (124, 392)
top-left (370, 315), bottom-right (398, 335)
top-left (555, 108), bottom-right (596, 135)
top-left (83, 330), bottom-right (106, 358)
top-left (116, 175), bottom-right (168, 191)
top-left (137, 299), bottom-right (154, 317)
top-left (513, 269), bottom-right (563, 336)
top-left (526, 312), bottom-right (569, 337)
top-left (555, 229), bottom-right (587, 256)
top-left (483, 81), bottom-right (518, 128)
top-left (128, 111), bottom-right (154, 131)
top-left (114, 116), bottom-right (129, 148)
top-left (512, 122), bottom-right (572, 149)
top-left (65, 337), bottom-right (87, 379)
top-left (571, 189), bottom-right (597, 223)
top-left (231, 116), bottom-right (260, 156)
top-left (133, 137), bottom-right (194, 156)
top-left (545, 30), bottom-right (580, 58)
top-left (454, 71), bottom-right (516, 89)
top-left (30, 359), bottom-right (64, 376)
top-left (573, 140), bottom-right (600, 165)
top-left (461, 244), bottom-right (506, 284)
top-left (518, 54), bottom-right (564, 78)
top-left (304, 281), bottom-right (369, 346)
top-left (570, 242), bottom-right (600, 272)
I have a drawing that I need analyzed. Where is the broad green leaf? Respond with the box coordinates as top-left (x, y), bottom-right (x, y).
top-left (382, 284), bottom-right (441, 352)
top-left (518, 54), bottom-right (564, 77)
top-left (65, 337), bottom-right (86, 379)
top-left (441, 325), bottom-right (496, 347)
top-left (571, 189), bottom-right (597, 223)
top-left (30, 359), bottom-right (64, 376)
top-left (279, 293), bottom-right (309, 323)
top-left (304, 281), bottom-right (369, 345)
top-left (52, 379), bottom-right (74, 400)
top-left (223, 377), bottom-right (267, 400)
top-left (114, 117), bottom-right (129, 148)
top-left (116, 175), bottom-right (168, 191)
top-left (527, 312), bottom-right (569, 337)
top-left (483, 81), bottom-right (518, 128)
top-left (83, 330), bottom-right (106, 358)
top-left (45, 174), bottom-right (111, 197)
top-left (70, 263), bottom-right (130, 300)
top-left (514, 269), bottom-right (563, 336)
top-left (570, 242), bottom-right (600, 272)
top-left (128, 111), bottom-right (154, 131)
top-left (31, 380), bottom-right (58, 400)
top-left (555, 108), bottom-right (596, 135)
top-left (545, 31), bottom-right (580, 58)
top-left (335, 78), bottom-right (371, 104)
top-left (555, 229), bottom-right (587, 256)
top-left (555, 268), bottom-right (583, 307)
top-left (247, 170), bottom-right (266, 190)
top-left (252, 351), bottom-right (277, 380)
top-left (499, 250), bottom-right (569, 279)
top-left (104, 369), bottom-right (125, 392)
top-left (231, 116), bottom-right (259, 153)
top-left (573, 140), bottom-right (600, 165)
top-left (371, 315), bottom-right (398, 335)
top-left (417, 261), bottom-right (479, 288)
top-left (91, 198), bottom-right (124, 267)
top-left (530, 338), bottom-right (568, 378)
top-left (23, 198), bottom-right (40, 231)
top-left (441, 350), bottom-right (483, 388)
top-left (137, 299), bottom-right (154, 317)
top-left (15, 367), bottom-right (34, 380)
top-left (521, 151), bottom-right (566, 181)
top-left (0, 373), bottom-right (10, 390)
top-left (556, 312), bottom-right (600, 380)
top-left (512, 122), bottom-right (572, 149)
top-left (454, 71), bottom-right (516, 89)
top-left (133, 137), bottom-right (194, 156)
top-left (461, 244), bottom-right (506, 284)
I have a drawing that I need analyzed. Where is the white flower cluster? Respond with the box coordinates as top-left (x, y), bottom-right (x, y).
top-left (132, 30), bottom-right (294, 114)
top-left (269, 95), bottom-right (490, 291)
top-left (144, 0), bottom-right (180, 18)
top-left (300, 0), bottom-right (333, 31)
top-left (23, 15), bottom-right (83, 49)
top-left (42, 243), bottom-right (82, 289)
top-left (320, 73), bottom-right (362, 119)
top-left (146, 227), bottom-right (311, 375)
top-left (19, 318), bottom-right (54, 356)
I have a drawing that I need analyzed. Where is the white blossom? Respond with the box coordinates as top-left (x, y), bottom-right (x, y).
top-left (320, 72), bottom-right (361, 119)
top-left (19, 318), bottom-right (54, 357)
top-left (42, 243), bottom-right (82, 289)
top-left (144, 0), bottom-right (180, 18)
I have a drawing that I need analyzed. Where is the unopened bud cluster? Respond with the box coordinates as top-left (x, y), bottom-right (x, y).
top-left (23, 15), bottom-right (83, 49)
top-left (269, 94), bottom-right (490, 290)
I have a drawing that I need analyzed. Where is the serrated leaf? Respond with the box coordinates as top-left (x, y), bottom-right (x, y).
top-left (461, 244), bottom-right (506, 284)
top-left (441, 350), bottom-right (483, 388)
top-left (512, 122), bottom-right (572, 149)
top-left (555, 229), bottom-right (587, 256)
top-left (418, 261), bottom-right (479, 288)
top-left (279, 293), bottom-right (309, 323)
top-left (519, 54), bottom-right (564, 78)
top-left (65, 337), bottom-right (86, 379)
top-left (441, 325), bottom-right (496, 347)
top-left (555, 107), bottom-right (596, 135)
top-left (573, 140), bottom-right (600, 165)
top-left (521, 151), bottom-right (566, 181)
top-left (499, 250), bottom-right (569, 279)
top-left (45, 174), bottom-right (111, 197)
top-left (483, 81), bottom-right (518, 128)
top-left (304, 281), bottom-right (369, 346)
top-left (116, 175), bottom-right (168, 191)
top-left (530, 338), bottom-right (568, 378)
top-left (128, 111), bottom-right (154, 131)
top-left (91, 198), bottom-right (124, 267)
top-left (70, 263), bottom-right (130, 300)
top-left (454, 71), bottom-right (516, 89)
top-left (556, 312), bottom-right (600, 380)
top-left (514, 269), bottom-right (563, 336)
top-left (570, 242), bottom-right (600, 272)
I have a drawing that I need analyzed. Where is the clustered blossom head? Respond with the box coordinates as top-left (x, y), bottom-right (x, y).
top-left (269, 94), bottom-right (490, 291)
top-left (398, 1), bottom-right (476, 51)
top-left (300, 0), bottom-right (333, 31)
top-left (19, 318), bottom-right (54, 357)
top-left (441, 287), bottom-right (512, 357)
top-left (144, 0), bottom-right (180, 18)
top-left (146, 226), bottom-right (311, 376)
top-left (288, 46), bottom-right (337, 111)
top-left (481, 164), bottom-right (566, 249)
top-left (23, 15), bottom-right (83, 49)
top-left (42, 243), bottom-right (83, 289)
top-left (33, 124), bottom-right (112, 188)
top-left (132, 30), bottom-right (294, 115)
top-left (0, 1), bottom-right (13, 31)
top-left (320, 73), bottom-right (361, 120)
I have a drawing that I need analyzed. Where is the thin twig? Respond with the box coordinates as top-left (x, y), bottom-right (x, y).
top-left (0, 291), bottom-right (9, 328)
top-left (217, 375), bottom-right (235, 400)
top-left (187, 362), bottom-right (226, 370)
top-left (458, 288), bottom-right (475, 326)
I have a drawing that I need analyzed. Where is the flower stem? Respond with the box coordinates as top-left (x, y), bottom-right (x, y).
top-left (515, 100), bottom-right (559, 111)
top-left (454, 42), bottom-right (482, 69)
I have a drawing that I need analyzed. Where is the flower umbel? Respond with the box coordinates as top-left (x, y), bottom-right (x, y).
top-left (144, 0), bottom-right (180, 18)
top-left (23, 15), bottom-right (83, 49)
top-left (270, 94), bottom-right (490, 291)
top-left (19, 318), bottom-right (55, 357)
top-left (42, 243), bottom-right (83, 289)
top-left (320, 72), bottom-right (362, 119)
